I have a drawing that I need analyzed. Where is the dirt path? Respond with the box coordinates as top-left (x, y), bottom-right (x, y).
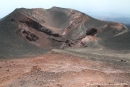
top-left (0, 50), bottom-right (130, 87)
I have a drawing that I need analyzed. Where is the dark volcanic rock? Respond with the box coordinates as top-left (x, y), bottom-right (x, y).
top-left (0, 7), bottom-right (130, 58)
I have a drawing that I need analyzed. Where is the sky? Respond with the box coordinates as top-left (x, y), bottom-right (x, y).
top-left (0, 0), bottom-right (130, 18)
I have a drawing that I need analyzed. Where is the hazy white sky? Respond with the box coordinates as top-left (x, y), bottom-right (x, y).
top-left (0, 0), bottom-right (130, 18)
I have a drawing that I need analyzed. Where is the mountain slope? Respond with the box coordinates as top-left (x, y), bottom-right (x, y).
top-left (0, 7), bottom-right (129, 58)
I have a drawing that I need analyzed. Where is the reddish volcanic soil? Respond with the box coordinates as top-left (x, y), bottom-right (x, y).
top-left (0, 50), bottom-right (130, 87)
top-left (0, 7), bottom-right (130, 87)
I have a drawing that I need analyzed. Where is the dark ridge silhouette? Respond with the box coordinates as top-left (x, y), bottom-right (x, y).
top-left (0, 7), bottom-right (130, 58)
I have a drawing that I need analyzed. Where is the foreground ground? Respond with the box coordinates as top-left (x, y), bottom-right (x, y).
top-left (0, 49), bottom-right (130, 87)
